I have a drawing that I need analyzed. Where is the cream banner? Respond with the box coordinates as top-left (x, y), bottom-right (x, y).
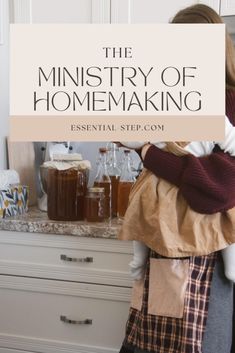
top-left (10, 24), bottom-right (225, 141)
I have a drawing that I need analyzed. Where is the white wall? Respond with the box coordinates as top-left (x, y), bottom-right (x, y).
top-left (0, 0), bottom-right (9, 169)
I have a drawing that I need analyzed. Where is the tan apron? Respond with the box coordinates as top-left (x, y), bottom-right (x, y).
top-left (118, 142), bottom-right (235, 257)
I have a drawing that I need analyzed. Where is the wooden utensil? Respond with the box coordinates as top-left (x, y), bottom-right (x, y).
top-left (7, 140), bottom-right (37, 206)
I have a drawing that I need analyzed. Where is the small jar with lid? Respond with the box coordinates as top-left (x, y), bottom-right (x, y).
top-left (84, 187), bottom-right (105, 222)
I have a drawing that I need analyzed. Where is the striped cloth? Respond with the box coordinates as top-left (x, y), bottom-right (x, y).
top-left (123, 250), bottom-right (218, 353)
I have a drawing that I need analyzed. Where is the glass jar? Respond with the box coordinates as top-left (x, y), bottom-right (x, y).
top-left (43, 158), bottom-right (90, 221)
top-left (85, 187), bottom-right (105, 222)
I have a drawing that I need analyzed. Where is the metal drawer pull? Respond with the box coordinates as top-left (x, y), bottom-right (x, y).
top-left (60, 315), bottom-right (92, 325)
top-left (60, 254), bottom-right (93, 263)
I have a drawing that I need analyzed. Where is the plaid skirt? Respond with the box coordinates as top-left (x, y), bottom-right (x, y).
top-left (122, 250), bottom-right (218, 353)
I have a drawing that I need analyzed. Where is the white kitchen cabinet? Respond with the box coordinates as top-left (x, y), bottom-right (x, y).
top-left (31, 0), bottom-right (111, 24)
top-left (200, 0), bottom-right (235, 15)
top-left (0, 231), bottom-right (133, 353)
top-left (0, 276), bottom-right (130, 353)
top-left (0, 231), bottom-right (132, 287)
top-left (111, 0), bottom-right (198, 23)
top-left (220, 0), bottom-right (235, 15)
top-left (110, 0), bottom-right (235, 24)
top-left (31, 0), bottom-right (93, 23)
top-left (11, 0), bottom-right (234, 26)
top-left (199, 0), bottom-right (220, 13)
top-left (10, 0), bottom-right (111, 23)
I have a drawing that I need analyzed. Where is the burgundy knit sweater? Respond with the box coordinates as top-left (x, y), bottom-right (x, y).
top-left (143, 89), bottom-right (235, 214)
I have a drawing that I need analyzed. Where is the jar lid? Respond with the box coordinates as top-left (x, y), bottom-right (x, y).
top-left (99, 147), bottom-right (107, 153)
top-left (52, 153), bottom-right (82, 161)
top-left (88, 187), bottom-right (105, 193)
top-left (41, 160), bottom-right (91, 171)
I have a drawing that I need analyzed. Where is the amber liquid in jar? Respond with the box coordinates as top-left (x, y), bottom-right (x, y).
top-left (94, 181), bottom-right (111, 219)
top-left (76, 194), bottom-right (85, 221)
top-left (110, 175), bottom-right (120, 217)
top-left (117, 181), bottom-right (133, 218)
top-left (76, 170), bottom-right (87, 220)
top-left (85, 188), bottom-right (105, 222)
top-left (47, 168), bottom-right (86, 221)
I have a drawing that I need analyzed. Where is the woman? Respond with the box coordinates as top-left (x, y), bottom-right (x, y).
top-left (119, 4), bottom-right (235, 353)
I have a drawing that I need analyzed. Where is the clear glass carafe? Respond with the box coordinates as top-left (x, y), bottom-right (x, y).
top-left (107, 143), bottom-right (121, 217)
top-left (93, 148), bottom-right (111, 220)
top-left (117, 150), bottom-right (136, 219)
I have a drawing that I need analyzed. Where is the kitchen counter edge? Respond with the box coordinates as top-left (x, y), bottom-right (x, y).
top-left (0, 208), bottom-right (121, 239)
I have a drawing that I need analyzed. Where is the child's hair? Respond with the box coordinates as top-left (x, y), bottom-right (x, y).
top-left (171, 4), bottom-right (235, 90)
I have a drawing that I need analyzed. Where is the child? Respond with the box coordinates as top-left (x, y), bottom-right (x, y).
top-left (119, 115), bottom-right (235, 281)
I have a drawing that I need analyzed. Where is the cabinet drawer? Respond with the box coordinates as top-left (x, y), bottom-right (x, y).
top-left (0, 232), bottom-right (133, 286)
top-left (0, 276), bottom-right (131, 352)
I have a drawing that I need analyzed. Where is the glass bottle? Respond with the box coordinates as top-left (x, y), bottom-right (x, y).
top-left (107, 143), bottom-right (121, 217)
top-left (117, 149), bottom-right (136, 219)
top-left (94, 148), bottom-right (111, 220)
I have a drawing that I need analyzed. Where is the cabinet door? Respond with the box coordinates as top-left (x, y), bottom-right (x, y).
top-left (111, 0), bottom-right (198, 23)
top-left (220, 0), bottom-right (235, 15)
top-left (0, 231), bottom-right (132, 287)
top-left (11, 0), bottom-right (110, 23)
top-left (31, 0), bottom-right (92, 23)
top-left (111, 0), bottom-right (224, 23)
top-left (0, 276), bottom-right (131, 353)
top-left (198, 0), bottom-right (220, 13)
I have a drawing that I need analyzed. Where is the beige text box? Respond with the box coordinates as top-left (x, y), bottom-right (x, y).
top-left (10, 115), bottom-right (225, 142)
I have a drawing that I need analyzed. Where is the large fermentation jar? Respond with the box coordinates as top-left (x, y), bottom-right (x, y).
top-left (42, 158), bottom-right (91, 221)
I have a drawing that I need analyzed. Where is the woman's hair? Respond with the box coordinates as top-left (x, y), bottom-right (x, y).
top-left (171, 4), bottom-right (235, 89)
